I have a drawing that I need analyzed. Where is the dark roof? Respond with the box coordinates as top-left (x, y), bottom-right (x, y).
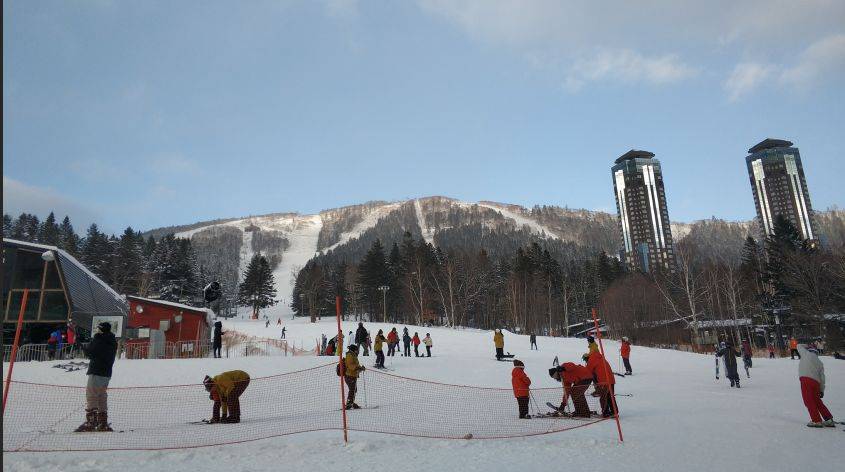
top-left (748, 138), bottom-right (793, 154)
top-left (615, 150), bottom-right (655, 164)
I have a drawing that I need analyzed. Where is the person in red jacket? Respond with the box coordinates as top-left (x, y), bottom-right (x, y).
top-left (511, 359), bottom-right (532, 419)
top-left (586, 351), bottom-right (617, 417)
top-left (412, 332), bottom-right (422, 357)
top-left (620, 337), bottom-right (632, 375)
top-left (549, 362), bottom-right (593, 417)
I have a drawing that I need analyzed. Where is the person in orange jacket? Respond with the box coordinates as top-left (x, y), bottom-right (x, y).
top-left (620, 337), bottom-right (632, 375)
top-left (511, 359), bottom-right (532, 419)
top-left (412, 332), bottom-right (422, 357)
top-left (549, 362), bottom-right (593, 417)
top-left (790, 337), bottom-right (800, 360)
top-left (585, 351), bottom-right (617, 417)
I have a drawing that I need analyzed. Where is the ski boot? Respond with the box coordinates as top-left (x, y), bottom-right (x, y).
top-left (95, 410), bottom-right (114, 432)
top-left (822, 419), bottom-right (836, 427)
top-left (75, 409), bottom-right (96, 432)
top-left (807, 422), bottom-right (824, 428)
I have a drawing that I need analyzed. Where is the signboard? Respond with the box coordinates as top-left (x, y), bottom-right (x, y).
top-left (91, 315), bottom-right (124, 338)
top-left (138, 328), bottom-right (150, 339)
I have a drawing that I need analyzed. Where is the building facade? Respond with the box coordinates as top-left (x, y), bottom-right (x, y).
top-left (611, 150), bottom-right (676, 273)
top-left (745, 138), bottom-right (817, 241)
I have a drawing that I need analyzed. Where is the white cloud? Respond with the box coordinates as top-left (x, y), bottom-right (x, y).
top-left (780, 34), bottom-right (845, 87)
top-left (565, 50), bottom-right (698, 91)
top-left (724, 62), bottom-right (776, 101)
top-left (2, 177), bottom-right (100, 229)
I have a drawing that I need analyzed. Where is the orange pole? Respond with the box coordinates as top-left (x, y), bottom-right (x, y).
top-left (592, 307), bottom-right (624, 442)
top-left (3, 289), bottom-right (30, 416)
top-left (336, 296), bottom-right (348, 443)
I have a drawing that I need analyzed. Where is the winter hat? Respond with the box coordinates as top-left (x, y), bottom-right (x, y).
top-left (97, 322), bottom-right (112, 333)
top-left (512, 359), bottom-right (524, 367)
top-left (203, 375), bottom-right (214, 391)
top-left (348, 344), bottom-right (359, 352)
top-left (587, 336), bottom-right (595, 343)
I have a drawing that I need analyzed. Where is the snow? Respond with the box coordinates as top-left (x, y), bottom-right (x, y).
top-left (414, 198), bottom-right (435, 245)
top-left (4, 316), bottom-right (845, 471)
top-left (477, 203), bottom-right (558, 240)
top-left (322, 203), bottom-right (402, 253)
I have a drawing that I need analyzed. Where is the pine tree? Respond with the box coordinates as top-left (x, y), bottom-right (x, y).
top-left (81, 224), bottom-right (111, 280)
top-left (359, 239), bottom-right (390, 317)
top-left (58, 216), bottom-right (80, 255)
top-left (3, 214), bottom-right (14, 238)
top-left (237, 254), bottom-right (277, 318)
top-left (764, 215), bottom-right (802, 300)
top-left (111, 227), bottom-right (143, 294)
top-left (38, 212), bottom-right (61, 246)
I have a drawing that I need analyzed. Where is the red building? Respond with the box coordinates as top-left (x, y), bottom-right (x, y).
top-left (126, 296), bottom-right (213, 358)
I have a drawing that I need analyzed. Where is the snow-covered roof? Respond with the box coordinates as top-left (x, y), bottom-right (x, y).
top-left (127, 296), bottom-right (213, 326)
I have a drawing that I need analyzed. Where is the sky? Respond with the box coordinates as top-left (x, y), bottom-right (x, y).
top-left (4, 0), bottom-right (845, 234)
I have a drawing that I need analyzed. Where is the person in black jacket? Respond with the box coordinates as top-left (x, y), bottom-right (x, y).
top-left (717, 342), bottom-right (742, 388)
top-left (212, 321), bottom-right (224, 358)
top-left (76, 322), bottom-right (118, 432)
top-left (354, 323), bottom-right (368, 356)
top-left (402, 328), bottom-right (412, 357)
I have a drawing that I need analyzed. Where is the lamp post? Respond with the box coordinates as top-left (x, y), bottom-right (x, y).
top-left (299, 293), bottom-right (306, 321)
top-left (378, 285), bottom-right (390, 323)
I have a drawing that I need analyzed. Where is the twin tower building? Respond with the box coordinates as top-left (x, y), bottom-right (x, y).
top-left (611, 138), bottom-right (817, 273)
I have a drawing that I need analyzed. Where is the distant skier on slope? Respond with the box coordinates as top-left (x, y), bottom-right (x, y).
top-left (402, 328), bottom-right (412, 357)
top-left (387, 328), bottom-right (399, 357)
top-left (790, 336), bottom-right (800, 360)
top-left (412, 332), bottom-right (421, 357)
top-left (343, 344), bottom-right (365, 410)
top-left (511, 360), bottom-right (532, 419)
top-left (355, 323), bottom-right (368, 353)
top-left (494, 329), bottom-right (505, 360)
top-left (549, 362), bottom-right (593, 417)
top-left (423, 333), bottom-right (433, 357)
top-left (620, 337), bottom-right (633, 375)
top-left (204, 370), bottom-right (250, 424)
top-left (741, 339), bottom-right (753, 369)
top-left (798, 343), bottom-right (835, 428)
top-left (374, 330), bottom-right (387, 368)
top-left (529, 333), bottom-right (538, 350)
top-left (717, 342), bottom-right (742, 388)
top-left (585, 351), bottom-right (617, 417)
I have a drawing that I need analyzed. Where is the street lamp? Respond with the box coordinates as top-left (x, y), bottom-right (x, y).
top-left (299, 293), bottom-right (305, 320)
top-left (378, 285), bottom-right (390, 323)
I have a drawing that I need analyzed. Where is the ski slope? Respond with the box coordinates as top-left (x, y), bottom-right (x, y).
top-left (4, 317), bottom-right (844, 471)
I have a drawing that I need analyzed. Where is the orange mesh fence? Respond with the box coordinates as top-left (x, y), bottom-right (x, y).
top-left (3, 364), bottom-right (609, 452)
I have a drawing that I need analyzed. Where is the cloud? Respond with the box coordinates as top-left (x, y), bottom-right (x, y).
top-left (565, 50), bottom-right (698, 91)
top-left (724, 62), bottom-right (776, 101)
top-left (2, 177), bottom-right (100, 228)
top-left (780, 34), bottom-right (845, 87)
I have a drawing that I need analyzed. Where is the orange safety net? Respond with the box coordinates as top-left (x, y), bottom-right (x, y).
top-left (3, 363), bottom-right (609, 452)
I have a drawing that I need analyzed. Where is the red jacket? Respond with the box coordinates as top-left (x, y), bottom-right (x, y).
top-left (586, 352), bottom-right (615, 386)
top-left (412, 335), bottom-right (421, 346)
top-left (561, 362), bottom-right (592, 387)
top-left (388, 331), bottom-right (399, 343)
top-left (66, 327), bottom-right (76, 345)
top-left (621, 341), bottom-right (631, 359)
top-left (511, 367), bottom-right (531, 398)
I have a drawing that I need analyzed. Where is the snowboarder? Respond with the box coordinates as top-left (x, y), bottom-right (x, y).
top-left (798, 343), bottom-right (835, 427)
top-left (212, 321), bottom-right (224, 358)
top-left (585, 351), bottom-right (617, 417)
top-left (621, 337), bottom-right (632, 375)
top-left (374, 330), bottom-right (386, 368)
top-left (494, 329), bottom-right (505, 360)
top-left (203, 370), bottom-right (250, 423)
top-left (790, 337), bottom-right (800, 359)
top-left (717, 342), bottom-right (742, 388)
top-left (412, 332), bottom-right (421, 357)
top-left (402, 328), bottom-right (412, 357)
top-left (529, 333), bottom-right (538, 350)
top-left (423, 333), bottom-right (433, 357)
top-left (511, 360), bottom-right (532, 419)
top-left (343, 344), bottom-right (365, 410)
top-left (75, 322), bottom-right (117, 432)
top-left (387, 328), bottom-right (399, 357)
top-left (281, 327), bottom-right (286, 339)
top-left (549, 362), bottom-right (593, 417)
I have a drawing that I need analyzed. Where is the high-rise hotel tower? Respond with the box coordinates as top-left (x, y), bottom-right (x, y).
top-left (746, 138), bottom-right (817, 241)
top-left (611, 150), bottom-right (676, 273)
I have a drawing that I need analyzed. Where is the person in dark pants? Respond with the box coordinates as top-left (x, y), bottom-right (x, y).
top-left (494, 329), bottom-right (505, 360)
top-left (621, 337), bottom-right (632, 375)
top-left (550, 362), bottom-right (593, 417)
top-left (529, 334), bottom-right (538, 350)
top-left (402, 328), bottom-right (412, 357)
top-left (343, 344), bottom-right (365, 409)
top-left (212, 321), bottom-right (224, 358)
top-left (717, 342), bottom-right (742, 388)
top-left (76, 322), bottom-right (117, 432)
top-left (423, 333), bottom-right (433, 357)
top-left (512, 359), bottom-right (531, 418)
top-left (790, 337), bottom-right (800, 360)
top-left (355, 323), bottom-right (367, 353)
top-left (412, 332), bottom-right (421, 357)
top-left (373, 330), bottom-right (386, 368)
top-left (204, 370), bottom-right (250, 423)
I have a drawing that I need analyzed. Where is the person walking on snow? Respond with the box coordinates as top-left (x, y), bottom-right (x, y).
top-left (374, 330), bottom-right (387, 368)
top-left (549, 362), bottom-right (593, 417)
top-left (281, 327), bottom-right (286, 339)
top-left (529, 333), bottom-right (538, 350)
top-left (212, 321), bottom-right (225, 358)
top-left (355, 322), bottom-right (368, 352)
top-left (387, 328), bottom-right (399, 357)
top-left (203, 370), bottom-right (250, 423)
top-left (621, 337), bottom-right (633, 375)
top-left (790, 336), bottom-right (800, 359)
top-left (423, 333), bottom-right (433, 357)
top-left (798, 343), bottom-right (835, 427)
top-left (768, 343), bottom-right (776, 359)
top-left (511, 360), bottom-right (532, 419)
top-left (343, 344), bottom-right (365, 410)
top-left (75, 322), bottom-right (117, 432)
top-left (717, 342), bottom-right (742, 388)
top-left (585, 351), bottom-right (617, 417)
top-left (412, 332), bottom-right (422, 357)
top-left (741, 339), bottom-right (753, 369)
top-left (402, 328), bottom-right (412, 357)
top-left (494, 329), bottom-right (505, 360)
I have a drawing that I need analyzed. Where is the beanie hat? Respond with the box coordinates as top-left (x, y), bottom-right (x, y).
top-left (587, 335), bottom-right (595, 343)
top-left (203, 375), bottom-right (213, 391)
top-left (512, 359), bottom-right (524, 367)
top-left (348, 344), bottom-right (358, 352)
top-left (97, 321), bottom-right (112, 333)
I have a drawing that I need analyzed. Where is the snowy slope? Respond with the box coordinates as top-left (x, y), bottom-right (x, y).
top-left (321, 203), bottom-right (402, 253)
top-left (5, 317), bottom-right (844, 471)
top-left (478, 202), bottom-right (557, 239)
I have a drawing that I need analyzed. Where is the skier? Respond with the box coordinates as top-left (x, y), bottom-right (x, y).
top-left (281, 327), bottom-right (286, 339)
top-left (355, 323), bottom-right (368, 353)
top-left (374, 329), bottom-right (386, 368)
top-left (423, 333), bottom-right (433, 357)
top-left (402, 328), bottom-right (412, 357)
top-left (277, 318), bottom-right (281, 325)
top-left (203, 370), bottom-right (250, 423)
top-left (265, 320), bottom-right (270, 328)
top-left (387, 328), bottom-right (399, 357)
top-left (511, 360), bottom-right (532, 419)
top-left (585, 351), bottom-right (617, 417)
top-left (549, 362), bottom-right (593, 417)
top-left (343, 344), bottom-right (365, 410)
top-left (621, 337), bottom-right (632, 375)
top-left (790, 336), bottom-right (800, 359)
top-left (494, 329), bottom-right (505, 360)
top-left (212, 321), bottom-right (224, 358)
top-left (798, 343), bottom-right (835, 427)
top-left (75, 322), bottom-right (117, 432)
top-left (412, 332), bottom-right (422, 357)
top-left (717, 342), bottom-right (742, 388)
top-left (741, 339), bottom-right (753, 369)
top-left (529, 333), bottom-right (538, 350)
top-left (768, 343), bottom-right (776, 359)
top-left (586, 335), bottom-right (599, 356)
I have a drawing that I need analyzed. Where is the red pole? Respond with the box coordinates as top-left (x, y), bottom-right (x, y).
top-left (336, 296), bottom-right (348, 443)
top-left (592, 307), bottom-right (624, 442)
top-left (3, 289), bottom-right (29, 416)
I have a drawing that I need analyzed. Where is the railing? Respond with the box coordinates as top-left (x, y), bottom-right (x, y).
top-left (2, 343), bottom-right (88, 363)
top-left (122, 338), bottom-right (320, 360)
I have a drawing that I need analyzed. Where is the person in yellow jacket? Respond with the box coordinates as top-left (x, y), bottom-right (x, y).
top-left (343, 344), bottom-right (365, 409)
top-left (373, 329), bottom-right (387, 368)
top-left (587, 335), bottom-right (599, 356)
top-left (494, 329), bottom-right (505, 360)
top-left (203, 370), bottom-right (250, 423)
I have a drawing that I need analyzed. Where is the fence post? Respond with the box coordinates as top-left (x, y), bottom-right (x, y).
top-left (336, 295), bottom-right (349, 444)
top-left (3, 289), bottom-right (29, 416)
top-left (592, 308), bottom-right (624, 442)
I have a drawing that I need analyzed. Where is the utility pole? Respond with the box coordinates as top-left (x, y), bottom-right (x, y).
top-left (378, 285), bottom-right (390, 323)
